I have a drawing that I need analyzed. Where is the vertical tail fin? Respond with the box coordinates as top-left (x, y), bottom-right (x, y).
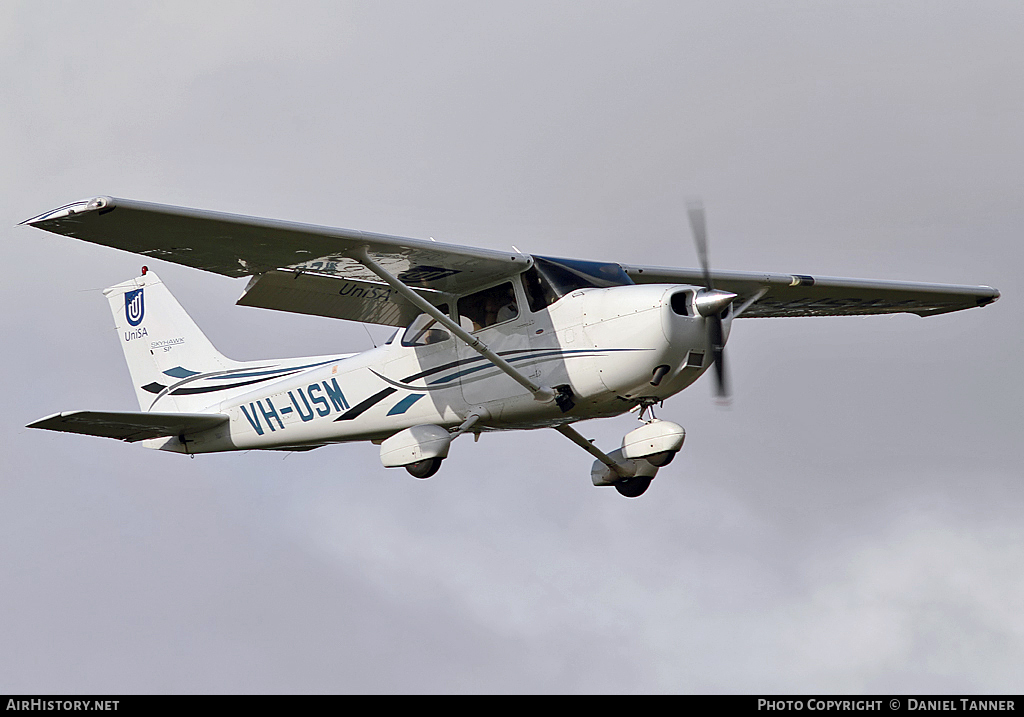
top-left (104, 271), bottom-right (238, 412)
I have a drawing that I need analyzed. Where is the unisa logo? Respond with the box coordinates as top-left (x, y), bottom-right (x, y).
top-left (125, 289), bottom-right (145, 327)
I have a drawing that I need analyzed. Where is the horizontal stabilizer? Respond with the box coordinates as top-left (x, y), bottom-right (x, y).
top-left (27, 410), bottom-right (229, 443)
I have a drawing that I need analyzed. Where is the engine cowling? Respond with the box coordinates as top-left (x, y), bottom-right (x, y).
top-left (379, 424), bottom-right (451, 468)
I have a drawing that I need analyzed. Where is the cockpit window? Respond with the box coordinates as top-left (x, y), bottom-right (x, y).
top-left (401, 304), bottom-right (450, 347)
top-left (522, 255), bottom-right (633, 312)
top-left (457, 282), bottom-right (519, 331)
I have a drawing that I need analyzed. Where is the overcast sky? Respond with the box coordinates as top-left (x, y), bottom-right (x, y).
top-left (2, 1), bottom-right (1022, 694)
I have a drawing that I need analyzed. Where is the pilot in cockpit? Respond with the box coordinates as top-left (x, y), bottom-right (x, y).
top-left (483, 284), bottom-right (518, 328)
top-left (458, 282), bottom-right (519, 331)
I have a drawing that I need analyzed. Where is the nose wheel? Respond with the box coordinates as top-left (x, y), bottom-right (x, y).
top-left (405, 457), bottom-right (443, 479)
top-left (645, 450), bottom-right (676, 467)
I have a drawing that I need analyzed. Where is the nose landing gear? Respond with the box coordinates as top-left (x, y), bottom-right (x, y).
top-left (405, 457), bottom-right (444, 479)
top-left (554, 416), bottom-right (685, 498)
top-left (644, 450), bottom-right (676, 467)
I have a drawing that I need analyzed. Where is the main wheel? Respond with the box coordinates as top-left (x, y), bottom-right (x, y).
top-left (405, 457), bottom-right (443, 479)
top-left (645, 450), bottom-right (676, 467)
top-left (615, 477), bottom-right (652, 498)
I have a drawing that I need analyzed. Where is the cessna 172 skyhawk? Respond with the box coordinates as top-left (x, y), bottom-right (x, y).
top-left (24, 197), bottom-right (999, 497)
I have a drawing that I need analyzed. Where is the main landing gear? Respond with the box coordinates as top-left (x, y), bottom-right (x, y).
top-left (614, 476), bottom-right (653, 498)
top-left (381, 414), bottom-right (482, 480)
top-left (405, 457), bottom-right (443, 479)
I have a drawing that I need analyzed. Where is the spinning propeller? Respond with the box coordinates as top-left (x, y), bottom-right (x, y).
top-left (686, 201), bottom-right (736, 401)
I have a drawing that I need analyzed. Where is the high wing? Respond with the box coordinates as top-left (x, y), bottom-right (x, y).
top-left (27, 411), bottom-right (229, 442)
top-left (25, 197), bottom-right (998, 323)
top-left (24, 196), bottom-right (528, 327)
top-left (621, 265), bottom-right (999, 318)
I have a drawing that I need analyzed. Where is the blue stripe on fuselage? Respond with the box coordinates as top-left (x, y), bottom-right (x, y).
top-left (427, 348), bottom-right (642, 385)
top-left (387, 393), bottom-right (426, 416)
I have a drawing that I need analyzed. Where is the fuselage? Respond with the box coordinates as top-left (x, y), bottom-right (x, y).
top-left (146, 281), bottom-right (729, 455)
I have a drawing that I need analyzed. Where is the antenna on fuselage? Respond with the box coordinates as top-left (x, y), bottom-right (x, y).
top-left (362, 324), bottom-right (378, 348)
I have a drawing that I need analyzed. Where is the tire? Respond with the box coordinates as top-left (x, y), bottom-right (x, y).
top-left (406, 457), bottom-right (443, 479)
top-left (646, 451), bottom-right (676, 467)
top-left (615, 477), bottom-right (652, 498)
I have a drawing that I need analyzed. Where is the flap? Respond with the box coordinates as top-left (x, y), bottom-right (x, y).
top-left (236, 269), bottom-right (449, 327)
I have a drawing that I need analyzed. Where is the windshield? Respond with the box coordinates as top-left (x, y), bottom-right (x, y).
top-left (521, 255), bottom-right (633, 312)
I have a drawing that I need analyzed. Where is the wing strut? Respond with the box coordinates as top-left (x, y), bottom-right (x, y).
top-left (354, 250), bottom-right (556, 403)
top-left (553, 424), bottom-right (625, 477)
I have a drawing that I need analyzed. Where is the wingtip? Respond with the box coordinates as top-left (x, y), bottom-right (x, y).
top-left (26, 411), bottom-right (73, 429)
top-left (21, 196), bottom-right (113, 226)
top-left (977, 287), bottom-right (1000, 307)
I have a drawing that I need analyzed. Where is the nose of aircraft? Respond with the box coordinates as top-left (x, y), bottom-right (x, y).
top-left (660, 286), bottom-right (736, 399)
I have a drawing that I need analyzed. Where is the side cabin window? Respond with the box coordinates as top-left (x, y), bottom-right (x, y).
top-left (521, 255), bottom-right (633, 312)
top-left (401, 304), bottom-right (450, 347)
top-left (458, 282), bottom-right (519, 332)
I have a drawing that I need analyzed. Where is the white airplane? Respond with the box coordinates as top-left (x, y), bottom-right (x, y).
top-left (23, 197), bottom-right (999, 497)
